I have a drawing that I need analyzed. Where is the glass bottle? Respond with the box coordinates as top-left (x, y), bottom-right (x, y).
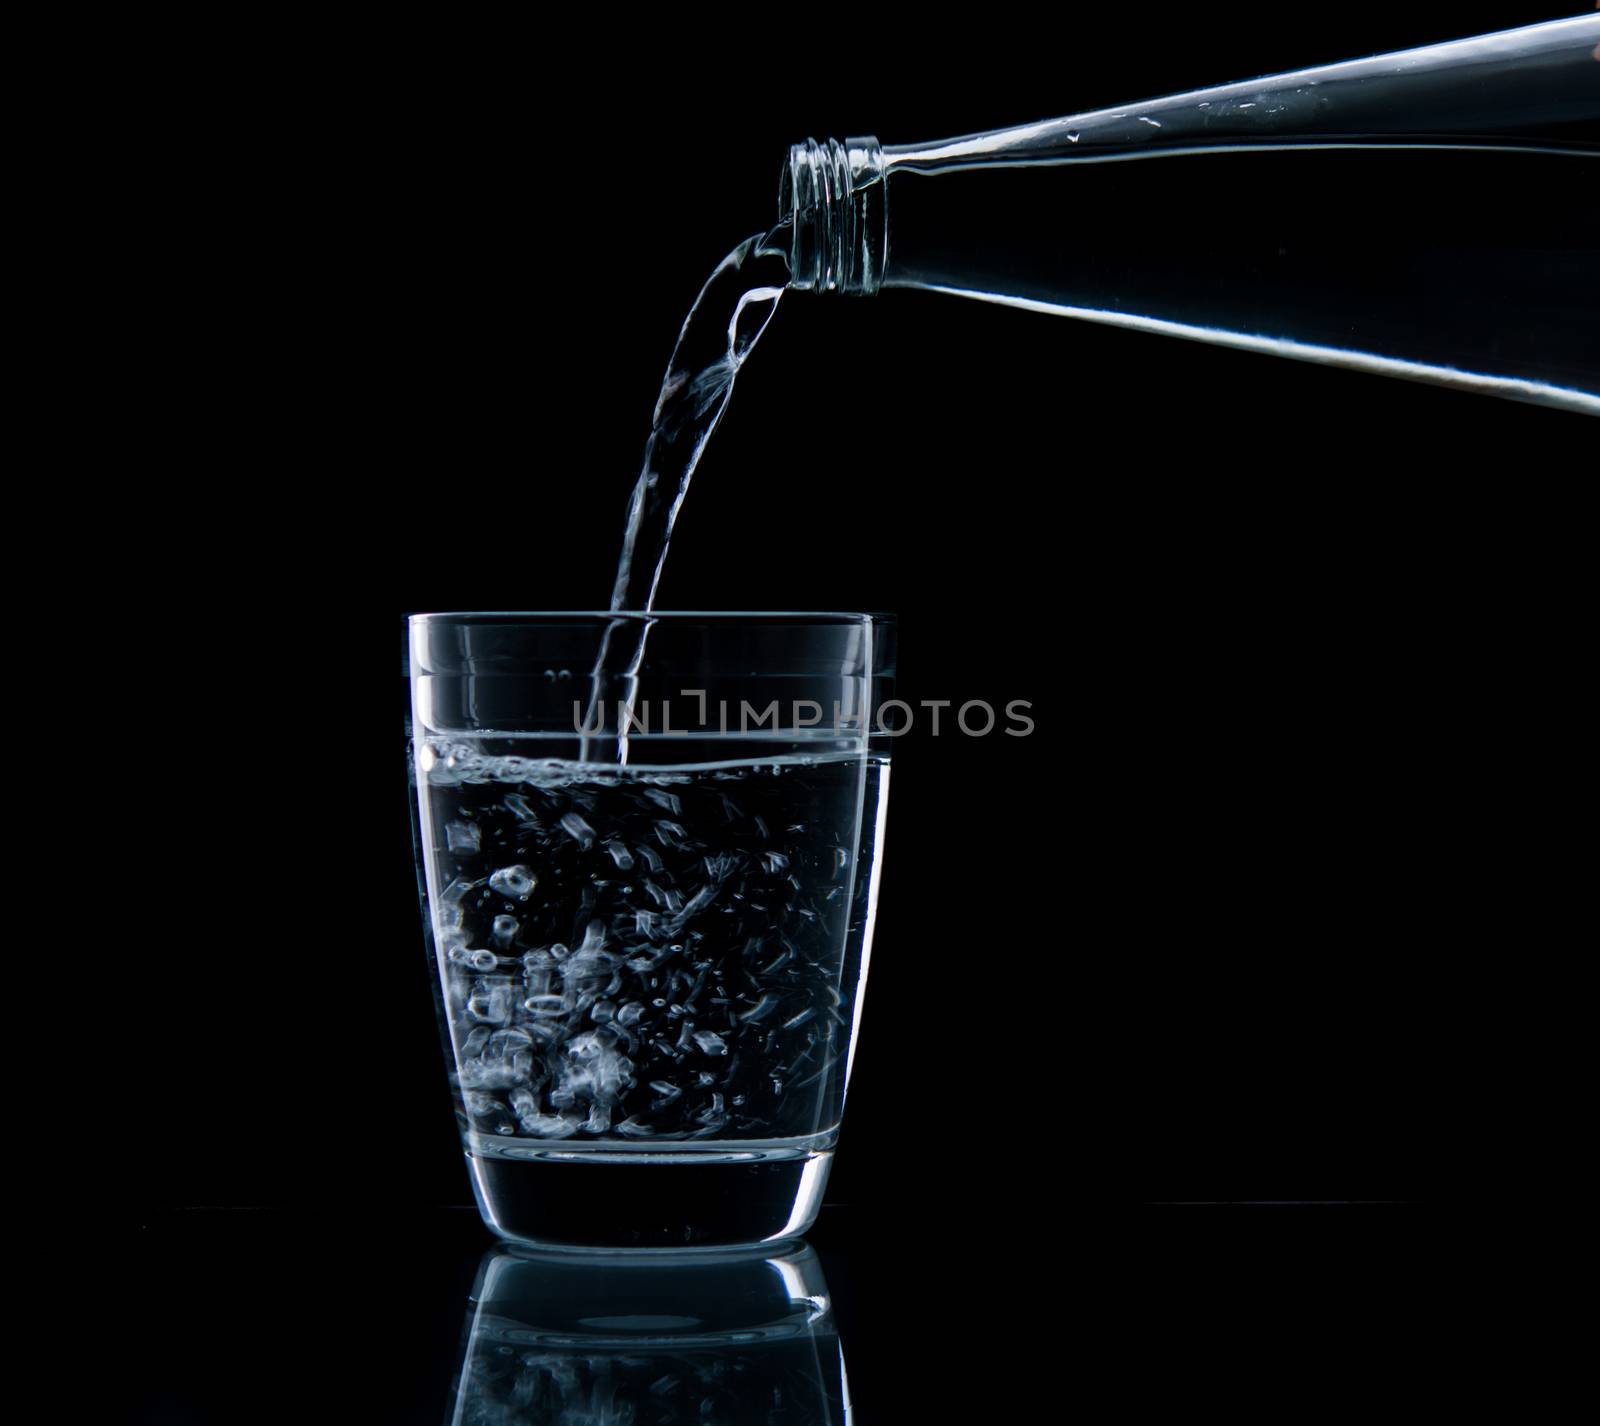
top-left (781, 16), bottom-right (1600, 412)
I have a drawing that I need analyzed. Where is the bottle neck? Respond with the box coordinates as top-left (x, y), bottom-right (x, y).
top-left (781, 137), bottom-right (886, 295)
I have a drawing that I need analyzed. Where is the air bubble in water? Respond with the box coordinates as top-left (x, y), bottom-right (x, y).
top-left (466, 979), bottom-right (515, 1026)
top-left (488, 865), bottom-right (537, 900)
top-left (560, 812), bottom-right (596, 848)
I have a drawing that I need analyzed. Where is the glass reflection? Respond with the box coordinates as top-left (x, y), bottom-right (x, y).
top-left (447, 1239), bottom-right (849, 1424)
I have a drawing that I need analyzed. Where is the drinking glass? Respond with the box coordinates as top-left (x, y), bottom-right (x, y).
top-left (407, 612), bottom-right (893, 1249)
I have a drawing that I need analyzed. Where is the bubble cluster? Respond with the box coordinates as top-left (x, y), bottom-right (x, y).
top-left (423, 746), bottom-right (871, 1143)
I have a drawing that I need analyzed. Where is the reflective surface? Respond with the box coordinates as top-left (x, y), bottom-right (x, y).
top-left (122, 1203), bottom-right (1437, 1422)
top-left (449, 1242), bottom-right (846, 1423)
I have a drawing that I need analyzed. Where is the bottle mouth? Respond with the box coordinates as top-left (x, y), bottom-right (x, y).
top-left (780, 136), bottom-right (886, 295)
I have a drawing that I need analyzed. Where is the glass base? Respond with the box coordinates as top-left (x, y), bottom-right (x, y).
top-left (466, 1138), bottom-right (836, 1251)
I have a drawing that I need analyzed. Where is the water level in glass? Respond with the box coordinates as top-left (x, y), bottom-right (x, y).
top-left (416, 735), bottom-right (887, 1247)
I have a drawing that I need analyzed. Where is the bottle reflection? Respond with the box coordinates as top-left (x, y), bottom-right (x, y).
top-left (447, 1240), bottom-right (849, 1425)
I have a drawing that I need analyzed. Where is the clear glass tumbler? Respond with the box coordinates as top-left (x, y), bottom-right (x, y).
top-left (407, 612), bottom-right (893, 1249)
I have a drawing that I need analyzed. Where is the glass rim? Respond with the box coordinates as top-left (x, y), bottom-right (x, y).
top-left (408, 610), bottom-right (894, 624)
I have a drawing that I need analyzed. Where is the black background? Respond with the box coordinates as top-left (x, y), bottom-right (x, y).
top-left (121, 5), bottom-right (1588, 1417)
top-left (128, 0), bottom-right (1594, 1213)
